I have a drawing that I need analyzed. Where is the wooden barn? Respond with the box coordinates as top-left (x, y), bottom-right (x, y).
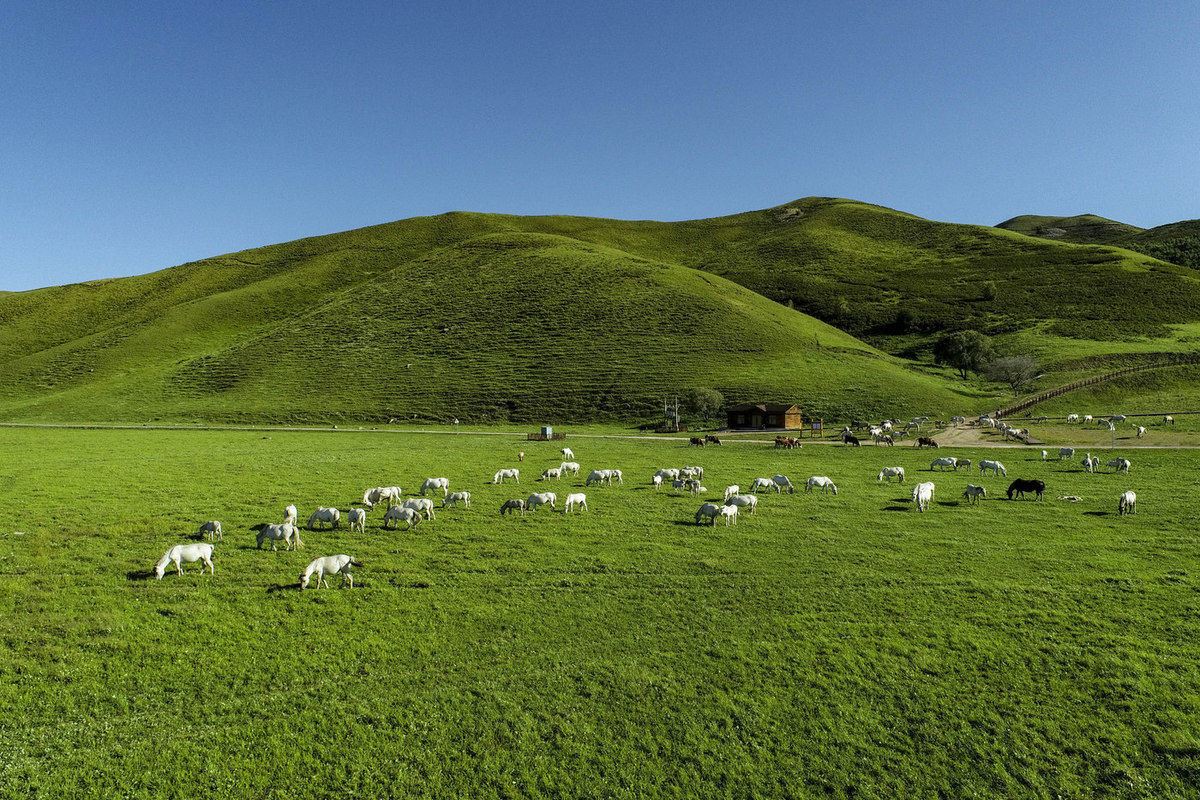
top-left (726, 403), bottom-right (802, 430)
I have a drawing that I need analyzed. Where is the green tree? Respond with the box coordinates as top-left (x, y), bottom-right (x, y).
top-left (682, 388), bottom-right (724, 422)
top-left (932, 330), bottom-right (997, 379)
top-left (986, 355), bottom-right (1041, 394)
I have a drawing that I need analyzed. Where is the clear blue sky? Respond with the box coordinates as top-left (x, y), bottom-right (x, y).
top-left (3, 1), bottom-right (1198, 292)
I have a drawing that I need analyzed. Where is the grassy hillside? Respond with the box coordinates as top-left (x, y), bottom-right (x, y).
top-left (0, 228), bottom-right (979, 424)
top-left (994, 214), bottom-right (1144, 244)
top-left (3, 197), bottom-right (1199, 425)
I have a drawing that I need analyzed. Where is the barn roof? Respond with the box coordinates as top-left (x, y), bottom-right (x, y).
top-left (727, 403), bottom-right (800, 414)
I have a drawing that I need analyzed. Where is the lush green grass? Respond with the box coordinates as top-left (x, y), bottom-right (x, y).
top-left (2, 427), bottom-right (1198, 798)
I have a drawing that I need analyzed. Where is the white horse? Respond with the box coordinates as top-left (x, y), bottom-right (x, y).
top-left (564, 493), bottom-right (588, 512)
top-left (586, 470), bottom-right (608, 487)
top-left (307, 507), bottom-right (340, 530)
top-left (197, 520), bottom-right (222, 541)
top-left (655, 468), bottom-right (680, 482)
top-left (540, 467), bottom-right (563, 481)
top-left (930, 457), bottom-right (957, 471)
top-left (652, 475), bottom-right (663, 490)
top-left (680, 466), bottom-right (704, 481)
top-left (979, 460), bottom-right (1006, 477)
top-left (962, 484), bottom-right (987, 504)
top-left (719, 504), bottom-right (739, 526)
top-left (500, 499), bottom-right (526, 516)
top-left (608, 469), bottom-right (624, 485)
top-left (1111, 414), bottom-right (1127, 423)
top-left (1136, 426), bottom-right (1147, 438)
top-left (1066, 414), bottom-right (1079, 423)
top-left (1106, 458), bottom-right (1131, 473)
top-left (724, 494), bottom-right (758, 514)
top-left (383, 506), bottom-right (421, 530)
top-left (256, 522), bottom-right (302, 551)
top-left (402, 496), bottom-right (436, 520)
top-left (772, 475), bottom-right (795, 494)
top-left (420, 477), bottom-right (450, 497)
top-left (684, 479), bottom-right (704, 496)
top-left (300, 554), bottom-right (360, 589)
top-left (493, 468), bottom-right (520, 484)
top-left (1118, 490), bottom-right (1137, 516)
top-left (805, 476), bottom-right (838, 495)
top-left (1058, 447), bottom-right (1075, 461)
top-left (154, 543), bottom-right (215, 580)
top-left (362, 487), bottom-right (401, 509)
top-left (1164, 415), bottom-right (1175, 425)
top-left (695, 503), bottom-right (721, 526)
top-left (560, 461), bottom-right (581, 475)
top-left (724, 485), bottom-right (740, 501)
top-left (561, 447), bottom-right (575, 460)
top-left (346, 508), bottom-right (367, 534)
top-left (912, 481), bottom-right (935, 512)
top-left (1082, 415), bottom-right (1093, 424)
top-left (1082, 454), bottom-right (1100, 473)
top-left (1041, 450), bottom-right (1048, 461)
top-left (442, 491), bottom-right (471, 509)
top-left (749, 477), bottom-right (775, 493)
top-left (877, 467), bottom-right (905, 483)
top-left (526, 492), bottom-right (557, 511)
top-left (284, 504), bottom-right (298, 525)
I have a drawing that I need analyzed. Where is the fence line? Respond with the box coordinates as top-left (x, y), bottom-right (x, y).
top-left (995, 353), bottom-right (1200, 419)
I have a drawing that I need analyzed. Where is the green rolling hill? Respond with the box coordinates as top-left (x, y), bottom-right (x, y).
top-left (2, 198), bottom-right (1198, 425)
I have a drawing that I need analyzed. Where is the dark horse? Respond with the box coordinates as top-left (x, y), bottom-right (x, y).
top-left (689, 437), bottom-right (706, 447)
top-left (843, 434), bottom-right (860, 447)
top-left (1007, 479), bottom-right (1045, 501)
top-left (916, 437), bottom-right (939, 449)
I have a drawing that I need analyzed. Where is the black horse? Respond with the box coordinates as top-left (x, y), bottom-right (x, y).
top-left (1007, 478), bottom-right (1045, 501)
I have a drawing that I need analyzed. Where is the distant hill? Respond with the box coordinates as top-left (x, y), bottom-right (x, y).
top-left (2, 198), bottom-right (1199, 425)
top-left (994, 214), bottom-right (1143, 245)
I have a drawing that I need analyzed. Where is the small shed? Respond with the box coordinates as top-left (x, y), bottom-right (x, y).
top-left (726, 403), bottom-right (802, 430)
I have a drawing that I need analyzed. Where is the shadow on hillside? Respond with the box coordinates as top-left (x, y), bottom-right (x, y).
top-left (127, 569), bottom-right (157, 581)
top-left (882, 505), bottom-right (910, 512)
top-left (1084, 510), bottom-right (1111, 517)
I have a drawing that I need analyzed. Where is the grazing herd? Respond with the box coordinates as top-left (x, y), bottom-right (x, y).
top-left (154, 413), bottom-right (1156, 587)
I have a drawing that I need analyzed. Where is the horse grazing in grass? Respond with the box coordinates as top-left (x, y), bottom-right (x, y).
top-left (1006, 479), bottom-right (1045, 501)
top-left (493, 468), bottom-right (520, 485)
top-left (689, 437), bottom-right (706, 447)
top-left (916, 437), bottom-right (939, 449)
top-left (307, 507), bottom-right (340, 530)
top-left (300, 554), bottom-right (361, 589)
top-left (911, 482), bottom-right (935, 512)
top-left (154, 543), bottom-right (215, 580)
top-left (420, 477), bottom-right (450, 497)
top-left (962, 484), bottom-right (987, 505)
top-left (346, 508), bottom-right (367, 533)
top-left (1118, 490), bottom-right (1137, 516)
top-left (256, 522), bottom-right (303, 551)
top-left (705, 435), bottom-right (722, 446)
top-left (197, 520), bottom-right (222, 541)
top-left (877, 467), bottom-right (905, 483)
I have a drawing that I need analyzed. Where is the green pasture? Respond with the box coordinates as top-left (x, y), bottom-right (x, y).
top-left (2, 427), bottom-right (1198, 798)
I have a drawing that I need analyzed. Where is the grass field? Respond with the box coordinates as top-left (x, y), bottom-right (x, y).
top-left (2, 426), bottom-right (1198, 798)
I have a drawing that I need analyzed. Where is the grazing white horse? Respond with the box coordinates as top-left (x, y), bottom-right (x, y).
top-left (346, 508), bottom-right (367, 534)
top-left (695, 503), bottom-right (722, 526)
top-left (540, 467), bottom-right (563, 481)
top-left (493, 468), bottom-right (520, 484)
top-left (561, 447), bottom-right (575, 460)
top-left (586, 470), bottom-right (607, 487)
top-left (724, 494), bottom-right (758, 514)
top-left (1082, 415), bottom-right (1093, 424)
top-left (526, 492), bottom-right (557, 511)
top-left (749, 477), bottom-right (775, 493)
top-left (1082, 454), bottom-right (1100, 473)
top-left (1164, 415), bottom-right (1175, 425)
top-left (978, 460), bottom-right (1006, 477)
top-left (442, 491), bottom-right (471, 509)
top-left (772, 475), bottom-right (795, 494)
top-left (383, 506), bottom-right (421, 530)
top-left (608, 469), bottom-right (624, 485)
top-left (680, 466), bottom-right (704, 481)
top-left (197, 520), bottom-right (222, 541)
top-left (564, 492), bottom-right (588, 512)
top-left (930, 457), bottom-right (957, 471)
top-left (724, 485), bottom-right (740, 501)
top-left (962, 484), bottom-right (987, 504)
top-left (684, 479), bottom-right (704, 496)
top-left (154, 543), bottom-right (215, 580)
top-left (655, 468), bottom-right (680, 482)
top-left (560, 461), bottom-right (581, 475)
top-left (652, 475), bottom-right (663, 490)
top-left (1118, 490), bottom-right (1137, 516)
top-left (1106, 458), bottom-right (1131, 473)
top-left (1066, 414), bottom-right (1080, 423)
top-left (402, 497), bottom-right (436, 520)
top-left (500, 499), bottom-right (526, 516)
top-left (1111, 414), bottom-right (1127, 423)
top-left (1041, 450), bottom-right (1048, 461)
top-left (284, 504), bottom-right (298, 525)
top-left (1058, 447), bottom-right (1075, 461)
top-left (420, 477), bottom-right (450, 497)
top-left (877, 467), bottom-right (905, 483)
top-left (1136, 426), bottom-right (1147, 438)
top-left (805, 476), bottom-right (838, 495)
top-left (256, 523), bottom-right (302, 551)
top-left (300, 554), bottom-right (360, 590)
top-left (362, 487), bottom-right (401, 509)
top-left (719, 504), bottom-right (739, 526)
top-left (307, 507), bottom-right (341, 530)
top-left (912, 481), bottom-right (935, 512)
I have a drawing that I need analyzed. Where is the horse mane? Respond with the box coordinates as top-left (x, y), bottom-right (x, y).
top-left (153, 551), bottom-right (173, 572)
